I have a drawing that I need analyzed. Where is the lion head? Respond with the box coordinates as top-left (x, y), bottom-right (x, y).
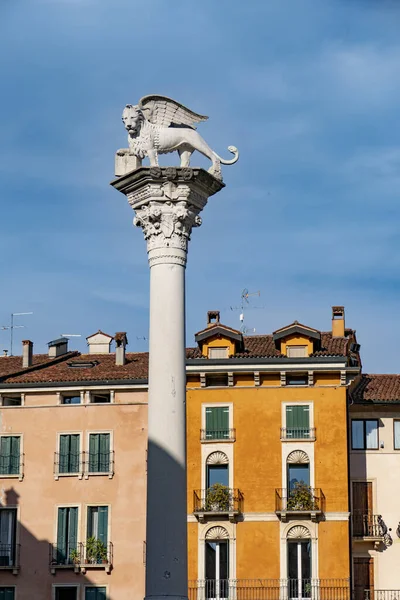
top-left (122, 104), bottom-right (143, 136)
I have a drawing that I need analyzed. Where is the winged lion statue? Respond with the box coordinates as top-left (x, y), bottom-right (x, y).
top-left (117, 95), bottom-right (239, 179)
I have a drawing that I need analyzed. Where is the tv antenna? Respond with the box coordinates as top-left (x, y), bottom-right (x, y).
top-left (230, 288), bottom-right (263, 334)
top-left (1, 312), bottom-right (33, 356)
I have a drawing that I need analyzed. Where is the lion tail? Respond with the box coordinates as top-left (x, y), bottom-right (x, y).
top-left (214, 145), bottom-right (239, 165)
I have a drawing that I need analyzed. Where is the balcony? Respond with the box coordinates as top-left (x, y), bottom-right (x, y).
top-left (275, 487), bottom-right (325, 522)
top-left (200, 429), bottom-right (236, 443)
top-left (188, 579), bottom-right (350, 600)
top-left (0, 453), bottom-right (24, 482)
top-left (0, 544), bottom-right (20, 575)
top-left (280, 428), bottom-right (316, 441)
top-left (49, 542), bottom-right (113, 574)
top-left (354, 591), bottom-right (400, 600)
top-left (53, 451), bottom-right (115, 480)
top-left (352, 513), bottom-right (386, 548)
top-left (193, 486), bottom-right (243, 523)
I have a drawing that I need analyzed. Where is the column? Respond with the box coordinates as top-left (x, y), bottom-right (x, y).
top-left (111, 166), bottom-right (224, 600)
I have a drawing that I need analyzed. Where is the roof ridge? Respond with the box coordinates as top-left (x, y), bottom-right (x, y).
top-left (0, 351), bottom-right (81, 382)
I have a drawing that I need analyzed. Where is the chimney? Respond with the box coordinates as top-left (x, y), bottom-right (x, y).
top-left (86, 330), bottom-right (113, 354)
top-left (48, 337), bottom-right (68, 358)
top-left (22, 340), bottom-right (33, 368)
top-left (115, 332), bottom-right (128, 366)
top-left (207, 310), bottom-right (220, 327)
top-left (332, 306), bottom-right (345, 338)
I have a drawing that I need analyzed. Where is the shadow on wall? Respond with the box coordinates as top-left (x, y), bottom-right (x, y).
top-left (0, 487), bottom-right (111, 600)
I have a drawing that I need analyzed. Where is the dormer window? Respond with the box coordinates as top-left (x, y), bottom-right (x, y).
top-left (287, 346), bottom-right (308, 358)
top-left (208, 347), bottom-right (229, 359)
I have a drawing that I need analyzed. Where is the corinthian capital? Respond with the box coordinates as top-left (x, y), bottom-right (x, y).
top-left (110, 167), bottom-right (224, 267)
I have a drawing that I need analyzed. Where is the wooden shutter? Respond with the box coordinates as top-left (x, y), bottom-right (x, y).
top-left (96, 588), bottom-right (107, 600)
top-left (0, 589), bottom-right (14, 600)
top-left (97, 507), bottom-right (108, 545)
top-left (206, 407), bottom-right (229, 438)
top-left (59, 436), bottom-right (69, 474)
top-left (57, 508), bottom-right (68, 562)
top-left (0, 438), bottom-right (11, 475)
top-left (286, 406), bottom-right (309, 429)
top-left (354, 557), bottom-right (374, 600)
top-left (68, 507), bottom-right (78, 552)
top-left (89, 434), bottom-right (99, 472)
top-left (69, 434), bottom-right (80, 473)
top-left (352, 482), bottom-right (372, 513)
top-left (87, 506), bottom-right (94, 539)
top-left (85, 589), bottom-right (97, 600)
top-left (99, 434), bottom-right (110, 472)
top-left (9, 437), bottom-right (20, 475)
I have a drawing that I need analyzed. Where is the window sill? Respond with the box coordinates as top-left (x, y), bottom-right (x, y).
top-left (200, 439), bottom-right (235, 444)
top-left (0, 565), bottom-right (19, 575)
top-left (54, 472), bottom-right (83, 481)
top-left (0, 473), bottom-right (23, 482)
top-left (84, 472), bottom-right (114, 480)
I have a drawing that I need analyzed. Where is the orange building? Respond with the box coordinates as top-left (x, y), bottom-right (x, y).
top-left (186, 307), bottom-right (360, 598)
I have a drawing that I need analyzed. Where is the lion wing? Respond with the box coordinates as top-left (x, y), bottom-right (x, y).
top-left (138, 95), bottom-right (208, 129)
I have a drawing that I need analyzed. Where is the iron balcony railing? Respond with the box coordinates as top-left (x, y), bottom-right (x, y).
top-left (49, 542), bottom-right (113, 569)
top-left (54, 451), bottom-right (83, 477)
top-left (352, 512), bottom-right (384, 538)
top-left (0, 453), bottom-right (24, 479)
top-left (275, 488), bottom-right (325, 514)
top-left (280, 428), bottom-right (316, 441)
top-left (53, 451), bottom-right (114, 479)
top-left (193, 488), bottom-right (244, 515)
top-left (200, 429), bottom-right (236, 442)
top-left (0, 543), bottom-right (20, 570)
top-left (188, 579), bottom-right (350, 600)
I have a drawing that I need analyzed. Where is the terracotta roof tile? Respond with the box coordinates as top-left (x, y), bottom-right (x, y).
top-left (351, 374), bottom-right (400, 403)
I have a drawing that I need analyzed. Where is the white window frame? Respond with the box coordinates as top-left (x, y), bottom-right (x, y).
top-left (52, 584), bottom-right (80, 600)
top-left (55, 432), bottom-right (83, 481)
top-left (85, 431), bottom-right (114, 480)
top-left (287, 346), bottom-right (308, 358)
top-left (280, 521), bottom-right (318, 580)
top-left (0, 434), bottom-right (24, 481)
top-left (59, 392), bottom-right (84, 406)
top-left (208, 347), bottom-right (229, 359)
top-left (201, 404), bottom-right (234, 490)
top-left (0, 394), bottom-right (24, 407)
top-left (198, 522), bottom-right (236, 582)
top-left (281, 402), bottom-right (315, 442)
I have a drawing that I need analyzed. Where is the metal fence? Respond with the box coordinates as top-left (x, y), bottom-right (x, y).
top-left (352, 513), bottom-right (383, 538)
top-left (280, 428), bottom-right (316, 441)
top-left (53, 451), bottom-right (114, 477)
top-left (188, 579), bottom-right (350, 600)
top-left (193, 489), bottom-right (244, 514)
top-left (0, 543), bottom-right (20, 569)
top-left (275, 488), bottom-right (325, 513)
top-left (200, 429), bottom-right (236, 442)
top-left (354, 590), bottom-right (400, 600)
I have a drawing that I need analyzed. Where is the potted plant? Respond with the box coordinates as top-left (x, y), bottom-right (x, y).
top-left (287, 482), bottom-right (316, 511)
top-left (69, 548), bottom-right (80, 565)
top-left (205, 483), bottom-right (231, 512)
top-left (86, 536), bottom-right (108, 564)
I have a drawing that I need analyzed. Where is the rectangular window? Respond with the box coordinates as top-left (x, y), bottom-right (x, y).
top-left (205, 374), bottom-right (228, 387)
top-left (0, 589), bottom-right (14, 600)
top-left (88, 434), bottom-right (110, 473)
top-left (205, 407), bottom-right (229, 440)
top-left (86, 506), bottom-right (108, 563)
top-left (90, 393), bottom-right (110, 404)
top-left (56, 507), bottom-right (78, 565)
top-left (208, 347), bottom-right (229, 359)
top-left (85, 588), bottom-right (107, 600)
top-left (285, 405), bottom-right (310, 439)
top-left (287, 346), bottom-right (307, 358)
top-left (286, 373), bottom-right (308, 386)
top-left (59, 435), bottom-right (80, 474)
top-left (0, 437), bottom-right (21, 476)
top-left (55, 588), bottom-right (78, 600)
top-left (62, 395), bottom-right (81, 405)
top-left (394, 421), bottom-right (400, 450)
top-left (351, 420), bottom-right (379, 450)
top-left (0, 509), bottom-right (17, 567)
top-left (2, 397), bottom-right (21, 407)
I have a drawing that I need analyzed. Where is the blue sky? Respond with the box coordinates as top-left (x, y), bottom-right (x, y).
top-left (0, 0), bottom-right (399, 372)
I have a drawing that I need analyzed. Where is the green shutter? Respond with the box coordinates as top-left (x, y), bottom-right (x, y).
top-left (0, 438), bottom-right (11, 475)
top-left (69, 434), bottom-right (80, 473)
top-left (286, 406), bottom-right (310, 438)
top-left (85, 589), bottom-right (97, 600)
top-left (97, 588), bottom-right (107, 600)
top-left (59, 435), bottom-right (69, 474)
top-left (206, 407), bottom-right (229, 439)
top-left (68, 507), bottom-right (78, 554)
top-left (57, 508), bottom-right (67, 563)
top-left (87, 506), bottom-right (94, 539)
top-left (89, 434), bottom-right (99, 472)
top-left (0, 589), bottom-right (15, 600)
top-left (10, 437), bottom-right (20, 475)
top-left (99, 434), bottom-right (110, 472)
top-left (97, 506), bottom-right (108, 545)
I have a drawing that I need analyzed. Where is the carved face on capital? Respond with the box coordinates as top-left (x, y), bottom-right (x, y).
top-left (122, 105), bottom-right (141, 135)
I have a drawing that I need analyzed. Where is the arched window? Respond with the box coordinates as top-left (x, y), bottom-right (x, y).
top-left (287, 526), bottom-right (311, 595)
top-left (205, 527), bottom-right (229, 598)
top-left (206, 452), bottom-right (229, 488)
top-left (287, 450), bottom-right (310, 491)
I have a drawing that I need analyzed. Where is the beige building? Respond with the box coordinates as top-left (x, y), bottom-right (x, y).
top-left (349, 374), bottom-right (400, 597)
top-left (0, 333), bottom-right (148, 600)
